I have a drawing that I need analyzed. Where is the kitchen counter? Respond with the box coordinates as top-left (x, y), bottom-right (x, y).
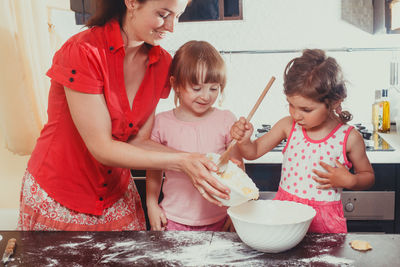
top-left (0, 231), bottom-right (399, 266)
top-left (246, 131), bottom-right (400, 164)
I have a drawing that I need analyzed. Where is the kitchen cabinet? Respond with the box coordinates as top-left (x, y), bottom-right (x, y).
top-left (341, 0), bottom-right (400, 34)
top-left (1, 230), bottom-right (399, 266)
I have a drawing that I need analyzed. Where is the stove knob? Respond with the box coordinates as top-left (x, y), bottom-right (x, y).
top-left (345, 202), bottom-right (354, 212)
top-left (356, 125), bottom-right (366, 130)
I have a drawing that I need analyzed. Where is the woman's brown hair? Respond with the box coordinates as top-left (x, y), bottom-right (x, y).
top-left (169, 40), bottom-right (226, 104)
top-left (86, 0), bottom-right (147, 27)
top-left (283, 49), bottom-right (352, 123)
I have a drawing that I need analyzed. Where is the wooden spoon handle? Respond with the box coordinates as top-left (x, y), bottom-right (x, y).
top-left (245, 76), bottom-right (276, 122)
top-left (217, 76), bottom-right (276, 169)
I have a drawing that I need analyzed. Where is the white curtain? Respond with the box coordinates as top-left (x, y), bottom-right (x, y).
top-left (0, 0), bottom-right (55, 155)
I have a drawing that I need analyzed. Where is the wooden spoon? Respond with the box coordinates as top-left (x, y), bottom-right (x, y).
top-left (217, 76), bottom-right (276, 171)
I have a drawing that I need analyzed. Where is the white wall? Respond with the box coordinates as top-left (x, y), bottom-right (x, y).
top-left (156, 0), bottom-right (400, 128)
top-left (45, 0), bottom-right (400, 127)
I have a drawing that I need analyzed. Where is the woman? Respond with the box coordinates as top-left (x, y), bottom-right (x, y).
top-left (17, 0), bottom-right (229, 231)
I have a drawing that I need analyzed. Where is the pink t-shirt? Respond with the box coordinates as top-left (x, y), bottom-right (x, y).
top-left (151, 108), bottom-right (236, 226)
top-left (280, 121), bottom-right (353, 202)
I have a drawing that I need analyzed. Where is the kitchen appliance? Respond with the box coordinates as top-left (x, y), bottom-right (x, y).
top-left (246, 161), bottom-right (397, 233)
top-left (257, 189), bottom-right (395, 233)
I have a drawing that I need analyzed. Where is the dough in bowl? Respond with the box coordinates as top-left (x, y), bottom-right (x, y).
top-left (207, 153), bottom-right (259, 206)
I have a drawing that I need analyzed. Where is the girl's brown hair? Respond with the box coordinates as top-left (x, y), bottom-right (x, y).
top-left (169, 40), bottom-right (226, 104)
top-left (283, 49), bottom-right (352, 123)
top-left (86, 0), bottom-right (147, 27)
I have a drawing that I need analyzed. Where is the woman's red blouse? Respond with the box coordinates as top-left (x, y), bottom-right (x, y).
top-left (28, 20), bottom-right (172, 215)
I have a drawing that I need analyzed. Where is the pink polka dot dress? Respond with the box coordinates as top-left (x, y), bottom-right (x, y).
top-left (280, 122), bottom-right (353, 201)
top-left (274, 121), bottom-right (354, 233)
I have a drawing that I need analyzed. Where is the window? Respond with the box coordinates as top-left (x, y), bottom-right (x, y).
top-left (70, 0), bottom-right (95, 25)
top-left (179, 0), bottom-right (243, 22)
top-left (70, 0), bottom-right (243, 25)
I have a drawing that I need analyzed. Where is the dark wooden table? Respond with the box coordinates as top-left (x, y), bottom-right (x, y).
top-left (0, 231), bottom-right (399, 266)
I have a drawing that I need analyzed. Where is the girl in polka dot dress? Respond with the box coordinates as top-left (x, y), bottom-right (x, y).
top-left (230, 49), bottom-right (375, 233)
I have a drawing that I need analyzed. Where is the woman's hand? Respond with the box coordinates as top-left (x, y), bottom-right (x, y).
top-left (312, 160), bottom-right (356, 189)
top-left (230, 117), bottom-right (253, 144)
top-left (179, 153), bottom-right (230, 206)
top-left (147, 203), bottom-right (167, 231)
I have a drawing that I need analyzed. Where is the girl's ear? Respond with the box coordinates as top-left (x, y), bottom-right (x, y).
top-left (124, 0), bottom-right (136, 10)
top-left (332, 100), bottom-right (343, 116)
top-left (332, 100), bottom-right (342, 110)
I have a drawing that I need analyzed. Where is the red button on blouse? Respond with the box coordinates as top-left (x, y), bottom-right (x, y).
top-left (28, 20), bottom-right (171, 215)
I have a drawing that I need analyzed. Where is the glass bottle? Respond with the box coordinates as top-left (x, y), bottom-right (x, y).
top-left (371, 90), bottom-right (381, 132)
top-left (378, 89), bottom-right (390, 133)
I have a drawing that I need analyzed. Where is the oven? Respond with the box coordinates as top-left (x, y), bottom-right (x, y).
top-left (246, 163), bottom-right (397, 233)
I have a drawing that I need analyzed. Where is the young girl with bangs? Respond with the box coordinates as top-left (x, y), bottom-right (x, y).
top-left (230, 49), bottom-right (374, 233)
top-left (146, 40), bottom-right (242, 231)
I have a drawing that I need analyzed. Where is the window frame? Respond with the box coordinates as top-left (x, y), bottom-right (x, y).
top-left (179, 0), bottom-right (243, 23)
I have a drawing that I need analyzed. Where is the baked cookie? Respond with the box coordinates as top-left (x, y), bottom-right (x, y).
top-left (349, 240), bottom-right (372, 251)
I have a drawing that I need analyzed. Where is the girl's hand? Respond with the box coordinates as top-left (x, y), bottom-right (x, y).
top-left (222, 217), bottom-right (236, 232)
top-left (312, 160), bottom-right (356, 189)
top-left (230, 117), bottom-right (253, 144)
top-left (179, 153), bottom-right (230, 206)
top-left (147, 203), bottom-right (167, 231)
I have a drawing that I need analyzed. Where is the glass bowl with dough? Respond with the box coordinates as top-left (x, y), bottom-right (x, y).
top-left (207, 153), bottom-right (259, 206)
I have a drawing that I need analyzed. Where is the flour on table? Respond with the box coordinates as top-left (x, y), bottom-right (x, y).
top-left (302, 234), bottom-right (346, 254)
top-left (75, 235), bottom-right (93, 239)
top-left (15, 231), bottom-right (357, 266)
top-left (42, 245), bottom-right (56, 251)
top-left (204, 234), bottom-right (266, 266)
top-left (0, 234), bottom-right (2, 241)
top-left (45, 258), bottom-right (59, 267)
top-left (60, 242), bottom-right (81, 248)
top-left (25, 234), bottom-right (96, 267)
top-left (300, 254), bottom-right (354, 265)
top-left (101, 231), bottom-right (211, 266)
top-left (100, 231), bottom-right (266, 266)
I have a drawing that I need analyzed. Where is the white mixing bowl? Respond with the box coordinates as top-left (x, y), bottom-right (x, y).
top-left (228, 200), bottom-right (316, 253)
